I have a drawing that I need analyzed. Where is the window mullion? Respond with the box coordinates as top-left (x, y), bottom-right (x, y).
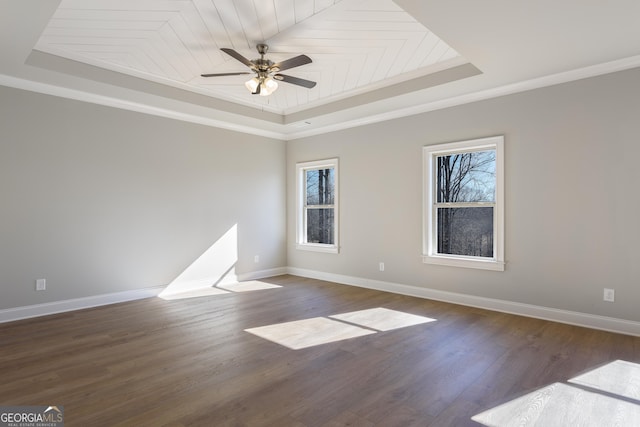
top-left (435, 202), bottom-right (495, 208)
top-left (305, 204), bottom-right (335, 209)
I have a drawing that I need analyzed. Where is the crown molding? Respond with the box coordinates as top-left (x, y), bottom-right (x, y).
top-left (0, 73), bottom-right (288, 140)
top-left (284, 54), bottom-right (640, 140)
top-left (2, 54), bottom-right (640, 141)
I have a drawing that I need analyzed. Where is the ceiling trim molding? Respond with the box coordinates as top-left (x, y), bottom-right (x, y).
top-left (285, 54), bottom-right (640, 140)
top-left (0, 73), bottom-right (287, 140)
top-left (284, 62), bottom-right (480, 124)
top-left (2, 54), bottom-right (639, 142)
top-left (25, 50), bottom-right (284, 124)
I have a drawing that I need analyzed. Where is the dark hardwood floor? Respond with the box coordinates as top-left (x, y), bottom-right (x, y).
top-left (1, 275), bottom-right (638, 426)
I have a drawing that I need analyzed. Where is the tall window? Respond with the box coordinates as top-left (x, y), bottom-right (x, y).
top-left (423, 136), bottom-right (504, 270)
top-left (296, 158), bottom-right (339, 253)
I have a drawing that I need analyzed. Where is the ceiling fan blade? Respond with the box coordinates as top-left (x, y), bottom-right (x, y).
top-left (200, 72), bottom-right (252, 77)
top-left (271, 54), bottom-right (312, 72)
top-left (220, 48), bottom-right (254, 68)
top-left (273, 74), bottom-right (317, 89)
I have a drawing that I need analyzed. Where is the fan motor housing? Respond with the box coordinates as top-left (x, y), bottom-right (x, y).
top-left (256, 43), bottom-right (269, 55)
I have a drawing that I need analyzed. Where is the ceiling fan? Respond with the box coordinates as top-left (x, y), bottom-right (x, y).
top-left (201, 44), bottom-right (317, 96)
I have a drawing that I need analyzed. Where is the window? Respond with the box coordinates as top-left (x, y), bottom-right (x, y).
top-left (423, 136), bottom-right (504, 270)
top-left (296, 158), bottom-right (339, 253)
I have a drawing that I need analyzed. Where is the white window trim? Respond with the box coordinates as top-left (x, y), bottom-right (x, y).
top-left (296, 158), bottom-right (339, 254)
top-left (422, 136), bottom-right (505, 271)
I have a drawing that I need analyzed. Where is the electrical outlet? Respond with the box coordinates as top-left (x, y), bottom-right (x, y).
top-left (603, 288), bottom-right (615, 302)
top-left (36, 279), bottom-right (46, 291)
top-left (254, 255), bottom-right (260, 263)
top-left (379, 262), bottom-right (385, 272)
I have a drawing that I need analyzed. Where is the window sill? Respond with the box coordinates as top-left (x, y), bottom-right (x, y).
top-left (422, 254), bottom-right (504, 271)
top-left (297, 243), bottom-right (339, 254)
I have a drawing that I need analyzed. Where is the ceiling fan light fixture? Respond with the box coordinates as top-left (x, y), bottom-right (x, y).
top-left (260, 77), bottom-right (278, 96)
top-left (205, 44), bottom-right (316, 95)
top-left (245, 77), bottom-right (260, 93)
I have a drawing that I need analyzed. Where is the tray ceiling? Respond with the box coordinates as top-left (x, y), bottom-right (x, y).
top-left (3, 0), bottom-right (640, 139)
top-left (35, 0), bottom-right (468, 115)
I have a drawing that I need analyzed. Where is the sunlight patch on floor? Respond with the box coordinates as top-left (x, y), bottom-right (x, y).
top-left (472, 360), bottom-right (640, 426)
top-left (160, 287), bottom-right (231, 300)
top-left (218, 281), bottom-right (282, 292)
top-left (245, 317), bottom-right (376, 350)
top-left (245, 308), bottom-right (436, 350)
top-left (569, 359), bottom-right (640, 401)
top-left (472, 382), bottom-right (640, 426)
top-left (330, 307), bottom-right (436, 331)
top-left (160, 280), bottom-right (281, 300)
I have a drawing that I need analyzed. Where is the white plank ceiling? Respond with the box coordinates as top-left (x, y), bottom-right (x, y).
top-left (34, 0), bottom-right (464, 115)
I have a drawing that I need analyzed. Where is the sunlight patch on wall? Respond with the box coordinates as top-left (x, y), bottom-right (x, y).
top-left (159, 224), bottom-right (238, 299)
top-left (245, 308), bottom-right (436, 350)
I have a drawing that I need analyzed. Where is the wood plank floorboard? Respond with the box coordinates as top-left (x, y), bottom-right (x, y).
top-left (0, 275), bottom-right (638, 426)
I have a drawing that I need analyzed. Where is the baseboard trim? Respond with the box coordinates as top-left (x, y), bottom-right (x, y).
top-left (286, 267), bottom-right (640, 337)
top-left (0, 286), bottom-right (165, 324)
top-left (0, 267), bottom-right (289, 324)
top-left (5, 267), bottom-right (635, 336)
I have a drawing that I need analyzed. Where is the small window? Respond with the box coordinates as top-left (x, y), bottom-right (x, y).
top-left (423, 136), bottom-right (504, 270)
top-left (296, 158), bottom-right (339, 253)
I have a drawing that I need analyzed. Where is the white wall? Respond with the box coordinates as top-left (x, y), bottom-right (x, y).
top-left (0, 86), bottom-right (286, 310)
top-left (287, 68), bottom-right (640, 323)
